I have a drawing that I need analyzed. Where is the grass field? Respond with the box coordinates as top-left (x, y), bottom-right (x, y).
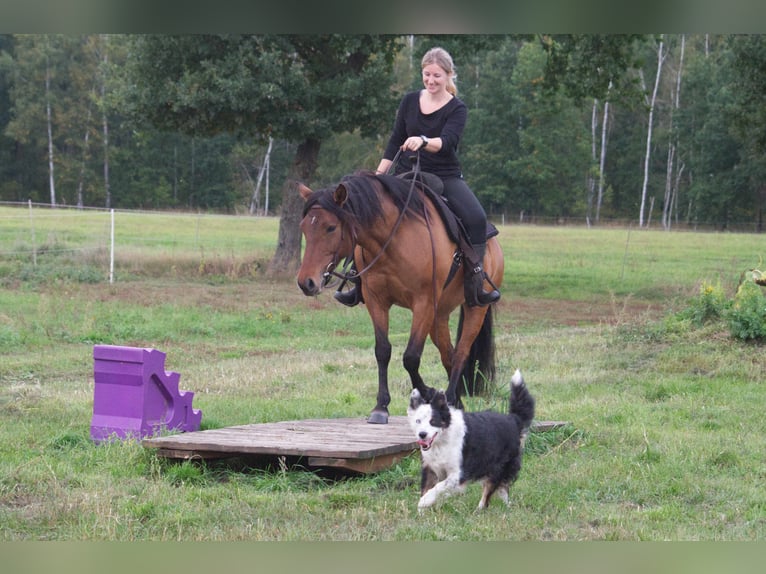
top-left (1, 205), bottom-right (766, 541)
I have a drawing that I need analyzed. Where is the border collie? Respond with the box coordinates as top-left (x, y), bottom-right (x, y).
top-left (407, 369), bottom-right (535, 511)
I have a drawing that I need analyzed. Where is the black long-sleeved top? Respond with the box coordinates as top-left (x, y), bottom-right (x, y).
top-left (383, 91), bottom-right (466, 179)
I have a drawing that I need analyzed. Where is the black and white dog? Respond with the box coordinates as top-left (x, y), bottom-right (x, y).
top-left (407, 369), bottom-right (536, 511)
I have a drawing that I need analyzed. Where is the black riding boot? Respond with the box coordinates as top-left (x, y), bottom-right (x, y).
top-left (465, 242), bottom-right (500, 307)
top-left (333, 271), bottom-right (363, 307)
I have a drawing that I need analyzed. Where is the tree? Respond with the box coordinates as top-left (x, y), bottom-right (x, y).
top-left (638, 35), bottom-right (667, 227)
top-left (541, 34), bottom-right (647, 106)
top-left (123, 35), bottom-right (402, 274)
top-left (662, 34), bottom-right (686, 230)
top-left (458, 37), bottom-right (520, 216)
top-left (541, 34), bottom-right (648, 223)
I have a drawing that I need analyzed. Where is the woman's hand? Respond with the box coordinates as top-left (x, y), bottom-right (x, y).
top-left (401, 136), bottom-right (427, 152)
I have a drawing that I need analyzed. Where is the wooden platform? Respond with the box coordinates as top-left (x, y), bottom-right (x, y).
top-left (142, 416), bottom-right (568, 474)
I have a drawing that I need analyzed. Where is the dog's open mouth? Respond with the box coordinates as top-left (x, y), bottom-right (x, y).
top-left (417, 433), bottom-right (436, 451)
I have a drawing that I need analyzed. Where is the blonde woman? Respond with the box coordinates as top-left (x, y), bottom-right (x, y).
top-left (335, 47), bottom-right (499, 307)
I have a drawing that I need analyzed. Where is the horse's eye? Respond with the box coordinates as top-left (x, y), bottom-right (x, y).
top-left (327, 225), bottom-right (337, 233)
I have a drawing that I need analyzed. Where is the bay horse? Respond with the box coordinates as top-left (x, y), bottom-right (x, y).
top-left (296, 171), bottom-right (504, 424)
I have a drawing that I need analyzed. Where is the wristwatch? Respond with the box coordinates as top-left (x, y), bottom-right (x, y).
top-left (420, 135), bottom-right (429, 148)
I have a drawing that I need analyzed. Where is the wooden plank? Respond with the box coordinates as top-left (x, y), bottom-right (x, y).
top-left (142, 416), bottom-right (570, 474)
top-left (309, 451), bottom-right (414, 474)
top-left (532, 420), bottom-right (569, 432)
top-left (143, 416), bottom-right (417, 460)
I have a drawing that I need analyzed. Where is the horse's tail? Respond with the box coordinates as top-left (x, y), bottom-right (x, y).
top-left (456, 305), bottom-right (496, 396)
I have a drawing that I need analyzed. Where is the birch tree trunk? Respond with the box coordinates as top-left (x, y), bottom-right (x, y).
top-left (663, 143), bottom-right (676, 229)
top-left (586, 99), bottom-right (598, 225)
top-left (76, 101), bottom-right (93, 208)
top-left (639, 37), bottom-right (667, 227)
top-left (596, 85), bottom-right (611, 223)
top-left (249, 136), bottom-right (273, 215)
top-left (672, 35), bottom-right (686, 227)
top-left (45, 57), bottom-right (56, 207)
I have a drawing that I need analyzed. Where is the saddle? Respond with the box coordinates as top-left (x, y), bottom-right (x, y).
top-left (397, 170), bottom-right (498, 290)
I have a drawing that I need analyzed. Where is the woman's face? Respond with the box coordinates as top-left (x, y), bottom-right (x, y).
top-left (422, 63), bottom-right (450, 95)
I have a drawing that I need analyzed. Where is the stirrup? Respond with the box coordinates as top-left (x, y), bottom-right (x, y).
top-left (466, 265), bottom-right (500, 307)
top-left (476, 283), bottom-right (501, 306)
top-left (334, 285), bottom-right (362, 307)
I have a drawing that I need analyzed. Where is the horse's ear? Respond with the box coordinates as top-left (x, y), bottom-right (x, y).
top-left (333, 184), bottom-right (349, 207)
top-left (297, 183), bottom-right (313, 201)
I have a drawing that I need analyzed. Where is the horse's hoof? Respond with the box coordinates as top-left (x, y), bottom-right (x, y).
top-left (367, 410), bottom-right (389, 424)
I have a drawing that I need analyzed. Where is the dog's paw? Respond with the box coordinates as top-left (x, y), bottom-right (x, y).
top-left (418, 490), bottom-right (437, 509)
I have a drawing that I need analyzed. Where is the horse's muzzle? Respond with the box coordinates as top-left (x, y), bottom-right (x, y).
top-left (297, 277), bottom-right (322, 296)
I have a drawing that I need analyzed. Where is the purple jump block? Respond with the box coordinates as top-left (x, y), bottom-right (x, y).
top-left (90, 345), bottom-right (202, 443)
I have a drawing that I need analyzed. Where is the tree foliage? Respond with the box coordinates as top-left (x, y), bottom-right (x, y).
top-left (1, 34), bottom-right (766, 235)
top-left (122, 34), bottom-right (402, 273)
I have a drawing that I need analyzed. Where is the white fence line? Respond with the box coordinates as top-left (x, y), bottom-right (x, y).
top-left (0, 203), bottom-right (274, 283)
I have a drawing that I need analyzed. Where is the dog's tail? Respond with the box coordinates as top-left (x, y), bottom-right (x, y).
top-left (510, 369), bottom-right (536, 439)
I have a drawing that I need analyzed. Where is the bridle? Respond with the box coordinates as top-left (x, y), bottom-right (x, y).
top-left (322, 150), bottom-right (424, 286)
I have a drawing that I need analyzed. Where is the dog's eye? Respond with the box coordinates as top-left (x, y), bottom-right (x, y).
top-left (415, 419), bottom-right (421, 424)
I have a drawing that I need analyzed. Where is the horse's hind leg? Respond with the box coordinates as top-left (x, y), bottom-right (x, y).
top-left (445, 306), bottom-right (490, 407)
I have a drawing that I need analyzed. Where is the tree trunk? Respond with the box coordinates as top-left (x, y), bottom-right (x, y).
top-left (269, 138), bottom-right (320, 276)
top-left (596, 91), bottom-right (611, 223)
top-left (45, 59), bottom-right (56, 207)
top-left (639, 38), bottom-right (666, 228)
top-left (76, 102), bottom-right (92, 209)
top-left (663, 143), bottom-right (675, 229)
top-left (586, 99), bottom-right (597, 225)
top-left (249, 136), bottom-right (273, 215)
top-left (663, 35), bottom-right (685, 231)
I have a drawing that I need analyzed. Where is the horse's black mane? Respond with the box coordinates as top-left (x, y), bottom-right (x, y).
top-left (302, 171), bottom-right (426, 229)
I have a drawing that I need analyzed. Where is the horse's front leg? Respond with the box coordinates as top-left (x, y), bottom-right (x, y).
top-left (366, 304), bottom-right (393, 424)
top-left (430, 311), bottom-right (455, 382)
top-left (402, 306), bottom-right (438, 402)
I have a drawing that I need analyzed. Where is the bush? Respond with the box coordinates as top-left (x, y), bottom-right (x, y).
top-left (676, 275), bottom-right (766, 342)
top-left (686, 281), bottom-right (729, 326)
top-left (728, 278), bottom-right (766, 341)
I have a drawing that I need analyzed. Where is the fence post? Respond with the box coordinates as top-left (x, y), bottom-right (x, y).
top-left (109, 208), bottom-right (114, 284)
top-left (28, 199), bottom-right (37, 267)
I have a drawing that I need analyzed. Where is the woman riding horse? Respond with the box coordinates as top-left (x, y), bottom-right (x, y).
top-left (335, 46), bottom-right (499, 309)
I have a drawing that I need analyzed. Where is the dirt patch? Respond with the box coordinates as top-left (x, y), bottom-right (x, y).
top-left (501, 297), bottom-right (663, 328)
top-left (59, 280), bottom-right (664, 330)
top-left (78, 280), bottom-right (307, 312)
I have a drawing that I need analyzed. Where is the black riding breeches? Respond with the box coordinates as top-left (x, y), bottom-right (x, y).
top-left (440, 176), bottom-right (487, 246)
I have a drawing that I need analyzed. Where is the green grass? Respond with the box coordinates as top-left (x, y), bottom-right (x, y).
top-left (2, 207), bottom-right (766, 540)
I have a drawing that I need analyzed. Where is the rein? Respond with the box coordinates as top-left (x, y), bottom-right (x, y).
top-left (324, 150), bottom-right (420, 285)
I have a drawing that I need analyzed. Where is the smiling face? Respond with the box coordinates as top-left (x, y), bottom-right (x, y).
top-left (421, 63), bottom-right (451, 97)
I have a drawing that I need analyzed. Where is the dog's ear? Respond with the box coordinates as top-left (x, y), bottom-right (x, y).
top-left (431, 391), bottom-right (451, 426)
top-left (432, 391), bottom-right (448, 411)
top-left (409, 388), bottom-right (425, 411)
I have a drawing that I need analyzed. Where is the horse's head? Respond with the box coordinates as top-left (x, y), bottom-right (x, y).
top-left (296, 182), bottom-right (356, 297)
